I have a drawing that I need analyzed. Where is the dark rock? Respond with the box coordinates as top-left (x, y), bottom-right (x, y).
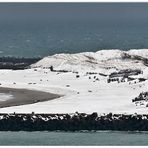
top-left (0, 113), bottom-right (148, 131)
top-left (76, 75), bottom-right (80, 78)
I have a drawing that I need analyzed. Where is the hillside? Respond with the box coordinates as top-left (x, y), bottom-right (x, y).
top-left (0, 49), bottom-right (148, 114)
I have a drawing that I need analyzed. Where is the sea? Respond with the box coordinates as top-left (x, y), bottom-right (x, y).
top-left (0, 3), bottom-right (148, 146)
top-left (0, 3), bottom-right (148, 58)
top-left (0, 131), bottom-right (148, 146)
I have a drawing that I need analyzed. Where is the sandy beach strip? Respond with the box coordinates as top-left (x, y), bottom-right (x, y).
top-left (0, 87), bottom-right (61, 108)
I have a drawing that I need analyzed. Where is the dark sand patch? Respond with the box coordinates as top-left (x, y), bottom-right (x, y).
top-left (0, 87), bottom-right (61, 108)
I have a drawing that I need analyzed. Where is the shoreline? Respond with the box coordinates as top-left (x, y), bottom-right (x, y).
top-left (0, 87), bottom-right (61, 108)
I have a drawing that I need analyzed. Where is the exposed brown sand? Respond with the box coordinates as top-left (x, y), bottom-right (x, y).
top-left (0, 87), bottom-right (61, 108)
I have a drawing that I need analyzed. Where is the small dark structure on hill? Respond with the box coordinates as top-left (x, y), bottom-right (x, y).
top-left (50, 66), bottom-right (54, 71)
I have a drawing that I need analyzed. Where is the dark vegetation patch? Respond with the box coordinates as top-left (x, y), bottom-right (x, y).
top-left (0, 57), bottom-right (41, 70)
top-left (99, 73), bottom-right (108, 77)
top-left (86, 72), bottom-right (98, 75)
top-left (122, 52), bottom-right (148, 66)
top-left (132, 92), bottom-right (148, 102)
top-left (107, 69), bottom-right (145, 83)
top-left (109, 69), bottom-right (142, 78)
top-left (48, 66), bottom-right (70, 73)
top-left (138, 78), bottom-right (147, 82)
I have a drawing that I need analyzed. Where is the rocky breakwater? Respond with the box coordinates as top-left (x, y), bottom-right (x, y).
top-left (0, 112), bottom-right (148, 131)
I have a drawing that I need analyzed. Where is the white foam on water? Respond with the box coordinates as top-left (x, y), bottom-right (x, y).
top-left (0, 93), bottom-right (13, 101)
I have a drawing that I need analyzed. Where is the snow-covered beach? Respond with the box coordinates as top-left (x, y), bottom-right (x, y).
top-left (0, 49), bottom-right (148, 114)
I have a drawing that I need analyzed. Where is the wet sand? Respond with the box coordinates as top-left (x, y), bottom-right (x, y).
top-left (0, 87), bottom-right (61, 108)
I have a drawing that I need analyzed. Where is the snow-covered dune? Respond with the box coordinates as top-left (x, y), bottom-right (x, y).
top-left (0, 49), bottom-right (148, 114)
top-left (31, 49), bottom-right (148, 72)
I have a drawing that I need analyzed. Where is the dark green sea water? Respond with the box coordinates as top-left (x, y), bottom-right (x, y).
top-left (0, 131), bottom-right (148, 146)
